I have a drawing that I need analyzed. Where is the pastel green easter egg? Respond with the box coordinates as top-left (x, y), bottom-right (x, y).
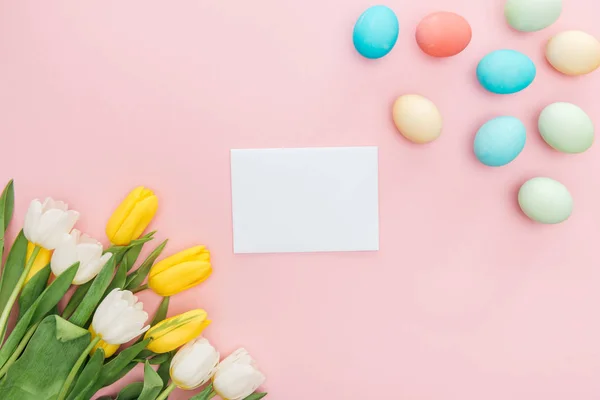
top-left (538, 102), bottom-right (594, 153)
top-left (518, 177), bottom-right (573, 224)
top-left (505, 0), bottom-right (562, 32)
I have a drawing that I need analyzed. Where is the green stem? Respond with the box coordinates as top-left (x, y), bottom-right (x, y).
top-left (0, 321), bottom-right (39, 377)
top-left (57, 336), bottom-right (101, 400)
top-left (0, 245), bottom-right (40, 342)
top-left (131, 284), bottom-right (148, 294)
top-left (156, 382), bottom-right (176, 400)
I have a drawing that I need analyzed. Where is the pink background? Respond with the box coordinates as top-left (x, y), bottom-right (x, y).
top-left (1, 0), bottom-right (600, 399)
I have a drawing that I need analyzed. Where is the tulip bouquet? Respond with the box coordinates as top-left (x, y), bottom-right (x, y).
top-left (0, 180), bottom-right (267, 400)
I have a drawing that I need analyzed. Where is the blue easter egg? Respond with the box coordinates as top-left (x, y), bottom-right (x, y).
top-left (476, 50), bottom-right (536, 94)
top-left (353, 5), bottom-right (399, 59)
top-left (474, 116), bottom-right (526, 166)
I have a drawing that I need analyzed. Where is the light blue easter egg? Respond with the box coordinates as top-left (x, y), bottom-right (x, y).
top-left (353, 5), bottom-right (399, 59)
top-left (476, 50), bottom-right (536, 94)
top-left (474, 116), bottom-right (526, 166)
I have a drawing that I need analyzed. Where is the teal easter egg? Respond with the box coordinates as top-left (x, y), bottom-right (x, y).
top-left (474, 116), bottom-right (526, 166)
top-left (476, 50), bottom-right (536, 94)
top-left (538, 102), bottom-right (594, 153)
top-left (353, 6), bottom-right (399, 59)
top-left (505, 0), bottom-right (562, 32)
top-left (518, 177), bottom-right (573, 224)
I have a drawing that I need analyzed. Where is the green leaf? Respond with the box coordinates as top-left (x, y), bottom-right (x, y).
top-left (243, 393), bottom-right (268, 400)
top-left (69, 256), bottom-right (116, 327)
top-left (0, 179), bottom-right (14, 236)
top-left (138, 361), bottom-right (163, 400)
top-left (0, 231), bottom-right (28, 313)
top-left (152, 296), bottom-right (170, 326)
top-left (0, 316), bottom-right (90, 400)
top-left (100, 338), bottom-right (152, 387)
top-left (122, 238), bottom-right (148, 272)
top-left (62, 280), bottom-right (92, 319)
top-left (124, 239), bottom-right (168, 290)
top-left (18, 264), bottom-right (51, 320)
top-left (0, 262), bottom-right (79, 369)
top-left (104, 260), bottom-right (127, 297)
top-left (188, 384), bottom-right (215, 400)
top-left (67, 348), bottom-right (105, 400)
top-left (115, 382), bottom-right (143, 400)
top-left (148, 352), bottom-right (171, 365)
top-left (106, 232), bottom-right (156, 264)
top-left (156, 352), bottom-right (174, 389)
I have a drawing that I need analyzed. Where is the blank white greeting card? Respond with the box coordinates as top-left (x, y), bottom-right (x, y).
top-left (230, 147), bottom-right (379, 254)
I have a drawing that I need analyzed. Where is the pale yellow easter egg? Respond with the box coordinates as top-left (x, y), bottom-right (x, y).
top-left (392, 94), bottom-right (442, 144)
top-left (546, 30), bottom-right (600, 76)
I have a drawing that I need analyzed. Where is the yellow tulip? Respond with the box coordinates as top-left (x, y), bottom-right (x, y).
top-left (89, 326), bottom-right (119, 358)
top-left (144, 309), bottom-right (211, 354)
top-left (106, 186), bottom-right (158, 245)
top-left (148, 246), bottom-right (212, 297)
top-left (25, 242), bottom-right (52, 284)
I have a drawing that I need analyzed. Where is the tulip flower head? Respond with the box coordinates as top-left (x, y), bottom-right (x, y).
top-left (24, 198), bottom-right (79, 250)
top-left (144, 309), bottom-right (211, 353)
top-left (170, 337), bottom-right (220, 390)
top-left (213, 348), bottom-right (266, 400)
top-left (148, 246), bottom-right (212, 297)
top-left (24, 242), bottom-right (52, 284)
top-left (106, 186), bottom-right (158, 246)
top-left (51, 229), bottom-right (112, 285)
top-left (91, 289), bottom-right (150, 345)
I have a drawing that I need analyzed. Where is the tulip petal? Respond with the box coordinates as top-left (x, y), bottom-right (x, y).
top-left (145, 309), bottom-right (210, 354)
top-left (149, 261), bottom-right (212, 297)
top-left (23, 200), bottom-right (42, 244)
top-left (149, 246), bottom-right (209, 277)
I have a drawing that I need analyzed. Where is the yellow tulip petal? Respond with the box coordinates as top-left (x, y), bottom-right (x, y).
top-left (145, 309), bottom-right (210, 353)
top-left (89, 326), bottom-right (119, 357)
top-left (25, 242), bottom-right (52, 284)
top-left (149, 261), bottom-right (212, 297)
top-left (106, 187), bottom-right (158, 245)
top-left (149, 246), bottom-right (209, 278)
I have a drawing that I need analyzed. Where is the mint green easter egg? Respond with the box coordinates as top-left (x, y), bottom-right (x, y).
top-left (505, 0), bottom-right (562, 32)
top-left (538, 102), bottom-right (594, 154)
top-left (518, 177), bottom-right (573, 224)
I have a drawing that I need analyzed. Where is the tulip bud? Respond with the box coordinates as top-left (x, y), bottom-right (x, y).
top-left (106, 186), bottom-right (158, 246)
top-left (170, 337), bottom-right (219, 389)
top-left (23, 198), bottom-right (79, 250)
top-left (213, 348), bottom-right (266, 400)
top-left (51, 229), bottom-right (112, 285)
top-left (144, 309), bottom-right (210, 354)
top-left (91, 289), bottom-right (150, 345)
top-left (89, 326), bottom-right (119, 358)
top-left (148, 246), bottom-right (212, 297)
top-left (24, 242), bottom-right (52, 284)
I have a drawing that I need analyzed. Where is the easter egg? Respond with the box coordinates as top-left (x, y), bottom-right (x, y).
top-left (353, 6), bottom-right (399, 59)
top-left (474, 116), bottom-right (526, 167)
top-left (477, 50), bottom-right (536, 94)
top-left (392, 95), bottom-right (442, 144)
top-left (518, 177), bottom-right (573, 224)
top-left (416, 12), bottom-right (472, 57)
top-left (546, 30), bottom-right (600, 76)
top-left (504, 0), bottom-right (562, 32)
top-left (538, 102), bottom-right (594, 153)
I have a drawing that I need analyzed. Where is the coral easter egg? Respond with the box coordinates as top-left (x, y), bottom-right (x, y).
top-left (416, 11), bottom-right (472, 57)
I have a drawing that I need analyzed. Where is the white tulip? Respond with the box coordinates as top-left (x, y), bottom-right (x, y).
top-left (91, 289), bottom-right (150, 345)
top-left (213, 348), bottom-right (266, 400)
top-left (51, 229), bottom-right (112, 285)
top-left (24, 198), bottom-right (79, 250)
top-left (170, 337), bottom-right (220, 389)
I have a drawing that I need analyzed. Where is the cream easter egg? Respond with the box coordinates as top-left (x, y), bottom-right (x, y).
top-left (392, 95), bottom-right (442, 144)
top-left (546, 30), bottom-right (600, 76)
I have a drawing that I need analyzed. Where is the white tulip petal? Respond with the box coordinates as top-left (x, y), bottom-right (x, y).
top-left (171, 337), bottom-right (220, 389)
top-left (92, 289), bottom-right (149, 345)
top-left (213, 348), bottom-right (265, 400)
top-left (23, 200), bottom-right (43, 243)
